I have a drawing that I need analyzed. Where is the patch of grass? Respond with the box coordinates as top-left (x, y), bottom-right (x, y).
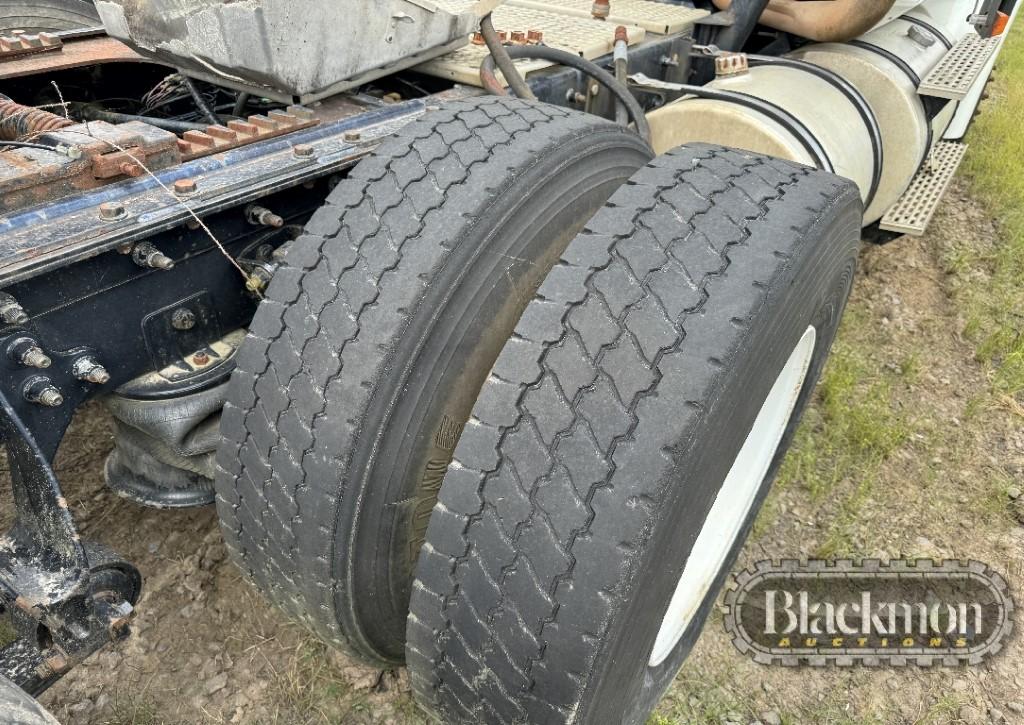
top-left (754, 309), bottom-right (910, 552)
top-left (899, 352), bottom-right (921, 383)
top-left (0, 616), bottom-right (14, 647)
top-left (103, 694), bottom-right (164, 725)
top-left (959, 23), bottom-right (1024, 404)
top-left (272, 636), bottom-right (354, 723)
top-left (264, 635), bottom-right (423, 724)
top-left (914, 694), bottom-right (966, 725)
top-left (648, 662), bottom-right (757, 724)
top-left (652, 660), bottom-right (889, 724)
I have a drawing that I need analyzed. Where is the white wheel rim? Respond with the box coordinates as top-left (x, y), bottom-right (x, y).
top-left (648, 326), bottom-right (817, 667)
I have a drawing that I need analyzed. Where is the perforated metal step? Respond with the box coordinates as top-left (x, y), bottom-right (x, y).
top-left (919, 33), bottom-right (1002, 100)
top-left (422, 2), bottom-right (646, 86)
top-left (508, 0), bottom-right (708, 34)
top-left (879, 141), bottom-right (967, 236)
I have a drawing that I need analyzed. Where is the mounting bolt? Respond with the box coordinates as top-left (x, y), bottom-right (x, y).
top-left (0, 292), bottom-right (29, 326)
top-left (510, 30), bottom-right (527, 44)
top-left (171, 307), bottom-right (196, 331)
top-left (173, 178), bottom-right (198, 196)
top-left (72, 356), bottom-right (111, 385)
top-left (592, 0), bottom-right (610, 21)
top-left (98, 201), bottom-right (126, 221)
top-left (566, 89), bottom-right (587, 104)
top-left (343, 131), bottom-right (362, 142)
top-left (192, 351), bottom-right (210, 366)
top-left (293, 143), bottom-right (316, 158)
top-left (20, 346), bottom-right (51, 369)
top-left (132, 242), bottom-right (175, 270)
top-left (527, 29), bottom-right (544, 44)
top-left (246, 204), bottom-right (284, 228)
top-left (23, 377), bottom-right (64, 407)
top-left (7, 337), bottom-right (50, 368)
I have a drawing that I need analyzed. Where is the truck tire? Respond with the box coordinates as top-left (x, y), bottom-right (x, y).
top-left (215, 97), bottom-right (652, 665)
top-left (0, 1), bottom-right (99, 33)
top-left (407, 144), bottom-right (862, 723)
top-left (0, 675), bottom-right (59, 725)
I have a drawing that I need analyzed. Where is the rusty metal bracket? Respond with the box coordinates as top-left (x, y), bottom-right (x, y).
top-left (0, 390), bottom-right (140, 696)
top-left (0, 32), bottom-right (63, 63)
top-left (176, 107), bottom-right (320, 161)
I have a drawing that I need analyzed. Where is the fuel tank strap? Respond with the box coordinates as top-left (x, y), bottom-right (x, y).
top-left (627, 73), bottom-right (835, 173)
top-left (747, 55), bottom-right (883, 209)
top-left (847, 39), bottom-right (922, 87)
top-left (690, 89), bottom-right (835, 173)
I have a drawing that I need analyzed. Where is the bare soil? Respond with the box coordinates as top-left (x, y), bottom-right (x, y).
top-left (8, 181), bottom-right (1022, 724)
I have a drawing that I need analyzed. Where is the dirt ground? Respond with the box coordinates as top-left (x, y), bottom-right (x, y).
top-left (5, 180), bottom-right (1021, 724)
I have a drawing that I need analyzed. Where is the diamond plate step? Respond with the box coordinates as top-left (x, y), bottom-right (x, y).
top-left (919, 33), bottom-right (1002, 100)
top-left (880, 141), bottom-right (967, 236)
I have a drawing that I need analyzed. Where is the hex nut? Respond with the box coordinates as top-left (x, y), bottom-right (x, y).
top-left (171, 308), bottom-right (197, 331)
top-left (173, 178), bottom-right (198, 195)
top-left (98, 202), bottom-right (126, 221)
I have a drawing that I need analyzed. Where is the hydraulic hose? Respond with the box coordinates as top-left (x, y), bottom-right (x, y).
top-left (232, 92), bottom-right (251, 118)
top-left (79, 108), bottom-right (208, 132)
top-left (480, 44), bottom-right (652, 145)
top-left (479, 14), bottom-right (537, 101)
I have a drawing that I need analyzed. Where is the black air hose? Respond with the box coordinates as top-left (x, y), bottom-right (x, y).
top-left (480, 45), bottom-right (651, 145)
top-left (479, 14), bottom-right (536, 101)
top-left (180, 75), bottom-right (219, 125)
